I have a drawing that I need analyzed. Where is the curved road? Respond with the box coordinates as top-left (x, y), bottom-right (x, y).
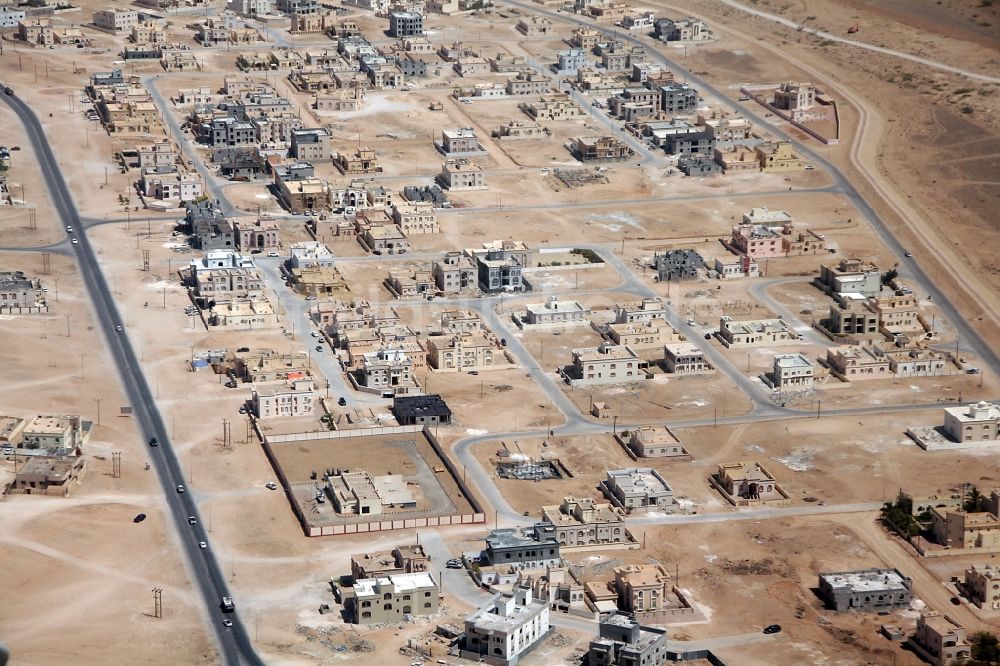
top-left (0, 93), bottom-right (263, 666)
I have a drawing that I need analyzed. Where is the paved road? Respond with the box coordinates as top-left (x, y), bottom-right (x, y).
top-left (0, 93), bottom-right (262, 666)
top-left (747, 276), bottom-right (832, 348)
top-left (253, 256), bottom-right (384, 408)
top-left (497, 0), bottom-right (1000, 386)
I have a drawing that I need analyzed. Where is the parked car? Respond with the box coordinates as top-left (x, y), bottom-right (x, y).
top-left (133, 513), bottom-right (147, 523)
top-left (265, 482), bottom-right (277, 490)
top-left (238, 405), bottom-right (247, 414)
top-left (237, 347), bottom-right (250, 353)
top-left (445, 559), bottom-right (463, 569)
top-left (267, 251), bottom-right (279, 257)
top-left (225, 381), bottom-right (237, 388)
top-left (315, 345), bottom-right (323, 352)
top-left (337, 397), bottom-right (347, 406)
top-left (763, 624), bottom-right (782, 634)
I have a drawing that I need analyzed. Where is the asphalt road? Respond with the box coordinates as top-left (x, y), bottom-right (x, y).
top-left (497, 0), bottom-right (1000, 384)
top-left (0, 92), bottom-right (263, 666)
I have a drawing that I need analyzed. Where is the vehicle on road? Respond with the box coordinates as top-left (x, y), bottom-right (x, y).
top-left (199, 541), bottom-right (207, 549)
top-left (66, 226), bottom-right (73, 232)
top-left (238, 405), bottom-right (247, 414)
top-left (222, 619), bottom-right (233, 627)
top-left (188, 516), bottom-right (197, 525)
top-left (176, 484), bottom-right (185, 493)
top-left (149, 437), bottom-right (158, 447)
top-left (265, 482), bottom-right (277, 490)
top-left (133, 513), bottom-right (147, 523)
top-left (221, 596), bottom-right (235, 612)
top-left (904, 251), bottom-right (912, 257)
top-left (315, 345), bottom-right (323, 352)
top-left (467, 370), bottom-right (479, 375)
top-left (72, 239), bottom-right (79, 245)
top-left (763, 624), bottom-right (782, 634)
top-left (305, 295), bottom-right (317, 300)
top-left (311, 331), bottom-right (319, 337)
top-left (4, 86), bottom-right (14, 96)
top-left (445, 559), bottom-right (463, 569)
top-left (267, 251), bottom-right (279, 257)
top-left (337, 397), bottom-right (347, 406)
top-left (115, 324), bottom-right (123, 332)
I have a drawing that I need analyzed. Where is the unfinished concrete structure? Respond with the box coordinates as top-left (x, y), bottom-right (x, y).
top-left (347, 572), bottom-right (439, 624)
top-left (817, 569), bottom-right (913, 612)
top-left (963, 563), bottom-right (1000, 610)
top-left (460, 588), bottom-right (550, 666)
top-left (586, 612), bottom-right (667, 666)
top-left (623, 426), bottom-right (690, 459)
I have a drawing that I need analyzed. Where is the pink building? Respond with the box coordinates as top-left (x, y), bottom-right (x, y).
top-left (730, 224), bottom-right (784, 258)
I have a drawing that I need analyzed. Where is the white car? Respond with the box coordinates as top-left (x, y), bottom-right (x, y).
top-left (71, 239), bottom-right (79, 244)
top-left (199, 541), bottom-right (207, 549)
top-left (267, 251), bottom-right (279, 257)
top-left (66, 226), bottom-right (73, 232)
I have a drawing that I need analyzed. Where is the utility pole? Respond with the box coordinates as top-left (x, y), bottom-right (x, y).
top-left (152, 588), bottom-right (163, 618)
top-left (95, 398), bottom-right (102, 425)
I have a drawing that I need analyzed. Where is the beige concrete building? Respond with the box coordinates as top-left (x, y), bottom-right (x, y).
top-left (21, 415), bottom-right (91, 450)
top-left (540, 497), bottom-right (629, 547)
top-left (613, 297), bottom-right (667, 324)
top-left (278, 177), bottom-right (330, 213)
top-left (718, 316), bottom-right (799, 348)
top-left (770, 353), bottom-right (816, 391)
top-left (625, 426), bottom-right (689, 459)
top-left (569, 343), bottom-right (645, 386)
top-left (208, 299), bottom-right (279, 330)
top-left (351, 544), bottom-right (429, 581)
top-left (520, 93), bottom-right (585, 121)
top-left (391, 202), bottom-right (439, 235)
top-left (606, 318), bottom-right (678, 349)
top-left (427, 332), bottom-right (500, 372)
top-left (825, 344), bottom-right (892, 380)
top-left (963, 563), bottom-right (1000, 610)
top-left (944, 401), bottom-right (1000, 443)
top-left (334, 146), bottom-right (381, 175)
top-left (250, 379), bottom-right (314, 419)
top-left (438, 159), bottom-right (486, 190)
top-left (870, 293), bottom-right (922, 333)
top-left (432, 252), bottom-right (478, 294)
top-left (349, 572), bottom-right (439, 624)
top-left (663, 342), bottom-right (710, 374)
top-left (19, 19), bottom-right (54, 46)
top-left (521, 296), bottom-right (589, 328)
top-left (93, 8), bottom-right (138, 31)
top-left (756, 140), bottom-right (805, 172)
top-left (910, 612), bottom-right (971, 666)
top-left (930, 508), bottom-right (1000, 550)
top-left (11, 456), bottom-right (85, 496)
top-left (713, 461), bottom-right (788, 504)
top-left (289, 266), bottom-right (349, 298)
top-left (235, 349), bottom-right (310, 383)
top-left (613, 564), bottom-right (670, 613)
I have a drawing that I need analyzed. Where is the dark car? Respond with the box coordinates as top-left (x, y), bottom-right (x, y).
top-left (763, 624), bottom-right (782, 635)
top-left (950, 597), bottom-right (961, 606)
top-left (133, 513), bottom-right (147, 523)
top-left (337, 397), bottom-right (347, 406)
top-left (237, 347), bottom-right (250, 353)
top-left (148, 437), bottom-right (158, 447)
top-left (225, 381), bottom-right (237, 388)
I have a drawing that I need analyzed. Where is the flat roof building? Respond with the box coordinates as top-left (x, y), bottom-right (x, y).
top-left (718, 315), bottom-right (799, 348)
top-left (587, 612), bottom-right (667, 666)
top-left (392, 394), bottom-right (452, 425)
top-left (601, 468), bottom-right (678, 514)
top-left (461, 588), bottom-right (550, 666)
top-left (483, 524), bottom-right (561, 569)
top-left (349, 572), bottom-right (439, 624)
top-left (818, 569), bottom-right (912, 612)
top-left (540, 496), bottom-right (629, 546)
